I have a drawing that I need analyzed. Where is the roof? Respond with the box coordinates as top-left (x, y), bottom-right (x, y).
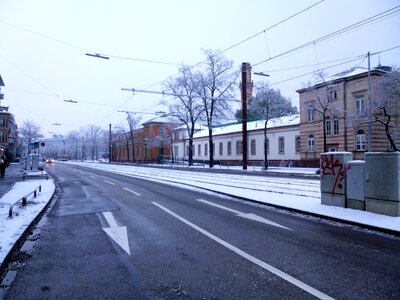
top-left (296, 65), bottom-right (391, 93)
top-left (141, 114), bottom-right (181, 126)
top-left (193, 114), bottom-right (300, 138)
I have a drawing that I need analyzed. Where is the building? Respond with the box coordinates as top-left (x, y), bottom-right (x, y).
top-left (0, 75), bottom-right (19, 161)
top-left (111, 114), bottom-right (181, 163)
top-left (297, 65), bottom-right (398, 167)
top-left (173, 114), bottom-right (301, 167)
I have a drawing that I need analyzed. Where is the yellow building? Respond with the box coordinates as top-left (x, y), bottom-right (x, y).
top-left (297, 65), bottom-right (399, 167)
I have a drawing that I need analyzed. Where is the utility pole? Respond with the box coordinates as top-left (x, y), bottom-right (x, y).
top-left (109, 123), bottom-right (112, 163)
top-left (241, 62), bottom-right (253, 170)
top-left (367, 52), bottom-right (372, 152)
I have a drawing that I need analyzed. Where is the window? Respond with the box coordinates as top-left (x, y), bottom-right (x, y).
top-left (308, 134), bottom-right (315, 152)
top-left (158, 127), bottom-right (164, 137)
top-left (250, 139), bottom-right (256, 156)
top-left (333, 117), bottom-right (339, 135)
top-left (174, 146), bottom-right (179, 156)
top-left (265, 138), bottom-right (269, 155)
top-left (198, 144), bottom-right (201, 156)
top-left (328, 89), bottom-right (337, 101)
top-left (204, 143), bottom-right (208, 156)
top-left (356, 130), bottom-right (366, 151)
top-left (219, 142), bottom-right (223, 156)
top-left (227, 141), bottom-right (232, 156)
top-left (192, 144), bottom-right (195, 156)
top-left (307, 106), bottom-right (315, 122)
top-left (186, 145), bottom-right (189, 156)
top-left (355, 95), bottom-right (365, 114)
top-left (295, 136), bottom-right (301, 154)
top-left (325, 117), bottom-right (332, 136)
top-left (236, 141), bottom-right (243, 155)
top-left (278, 137), bottom-right (285, 154)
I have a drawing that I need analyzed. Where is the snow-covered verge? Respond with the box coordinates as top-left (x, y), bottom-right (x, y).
top-left (0, 179), bottom-right (55, 264)
top-left (68, 161), bottom-right (400, 233)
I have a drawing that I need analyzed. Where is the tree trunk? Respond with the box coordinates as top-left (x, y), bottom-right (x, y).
top-left (208, 128), bottom-right (214, 168)
top-left (264, 121), bottom-right (268, 170)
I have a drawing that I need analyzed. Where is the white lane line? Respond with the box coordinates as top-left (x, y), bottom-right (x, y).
top-left (152, 202), bottom-right (334, 300)
top-left (90, 175), bottom-right (97, 179)
top-left (104, 180), bottom-right (116, 185)
top-left (123, 188), bottom-right (141, 196)
top-left (198, 199), bottom-right (292, 231)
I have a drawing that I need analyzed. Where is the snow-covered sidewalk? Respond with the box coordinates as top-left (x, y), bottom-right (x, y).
top-left (0, 179), bottom-right (55, 271)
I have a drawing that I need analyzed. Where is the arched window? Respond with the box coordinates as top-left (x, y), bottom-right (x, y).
top-left (308, 134), bottom-right (315, 152)
top-left (356, 130), bottom-right (366, 150)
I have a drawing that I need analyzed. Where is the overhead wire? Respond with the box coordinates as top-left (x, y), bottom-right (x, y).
top-left (253, 5), bottom-right (400, 67)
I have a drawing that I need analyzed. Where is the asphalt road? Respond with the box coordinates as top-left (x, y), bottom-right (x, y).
top-left (2, 162), bottom-right (400, 299)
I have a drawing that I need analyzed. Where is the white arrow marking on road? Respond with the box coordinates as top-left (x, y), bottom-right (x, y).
top-left (102, 211), bottom-right (131, 255)
top-left (197, 199), bottom-right (292, 231)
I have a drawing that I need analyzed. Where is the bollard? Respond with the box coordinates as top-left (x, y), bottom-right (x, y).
top-left (22, 197), bottom-right (27, 206)
top-left (320, 152), bottom-right (353, 207)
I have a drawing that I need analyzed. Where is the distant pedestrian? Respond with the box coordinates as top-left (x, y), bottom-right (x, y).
top-left (0, 147), bottom-right (7, 179)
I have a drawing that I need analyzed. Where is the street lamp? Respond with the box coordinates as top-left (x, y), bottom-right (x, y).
top-left (85, 53), bottom-right (110, 60)
top-left (254, 72), bottom-right (270, 77)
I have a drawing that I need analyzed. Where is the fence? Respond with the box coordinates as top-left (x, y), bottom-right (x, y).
top-left (8, 185), bottom-right (42, 218)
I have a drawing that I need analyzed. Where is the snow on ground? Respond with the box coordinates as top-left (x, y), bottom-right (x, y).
top-left (0, 179), bottom-right (55, 264)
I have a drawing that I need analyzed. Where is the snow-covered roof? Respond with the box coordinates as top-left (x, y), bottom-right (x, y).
top-left (141, 114), bottom-right (181, 126)
top-left (297, 65), bottom-right (391, 93)
top-left (193, 114), bottom-right (300, 138)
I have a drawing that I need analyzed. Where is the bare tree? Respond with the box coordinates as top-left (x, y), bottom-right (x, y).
top-left (18, 120), bottom-right (44, 153)
top-left (114, 125), bottom-right (130, 162)
top-left (367, 68), bottom-right (400, 151)
top-left (305, 72), bottom-right (339, 153)
top-left (164, 65), bottom-right (203, 166)
top-left (197, 49), bottom-right (239, 167)
top-left (84, 125), bottom-right (103, 161)
top-left (126, 113), bottom-right (141, 162)
top-left (238, 82), bottom-right (298, 169)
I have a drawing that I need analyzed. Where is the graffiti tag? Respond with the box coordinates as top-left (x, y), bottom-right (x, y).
top-left (321, 154), bottom-right (345, 194)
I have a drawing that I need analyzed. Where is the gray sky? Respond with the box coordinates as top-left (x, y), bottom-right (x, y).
top-left (0, 0), bottom-right (399, 138)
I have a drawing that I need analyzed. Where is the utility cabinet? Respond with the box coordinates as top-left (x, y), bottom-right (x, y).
top-left (346, 160), bottom-right (365, 210)
top-left (320, 152), bottom-right (353, 207)
top-left (365, 152), bottom-right (400, 216)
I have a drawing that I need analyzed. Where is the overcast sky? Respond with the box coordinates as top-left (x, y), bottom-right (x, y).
top-left (0, 0), bottom-right (399, 138)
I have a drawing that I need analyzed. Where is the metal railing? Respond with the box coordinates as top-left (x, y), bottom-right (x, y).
top-left (8, 185), bottom-right (42, 218)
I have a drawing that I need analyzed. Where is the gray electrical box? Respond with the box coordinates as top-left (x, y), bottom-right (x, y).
top-left (320, 151), bottom-right (353, 207)
top-left (346, 160), bottom-right (365, 210)
top-left (365, 152), bottom-right (400, 216)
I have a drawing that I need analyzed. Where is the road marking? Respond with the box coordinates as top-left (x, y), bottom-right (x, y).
top-left (102, 211), bottom-right (131, 255)
top-left (104, 180), bottom-right (116, 185)
top-left (152, 202), bottom-right (333, 300)
top-left (123, 188), bottom-right (141, 196)
top-left (90, 175), bottom-right (97, 179)
top-left (198, 199), bottom-right (292, 231)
